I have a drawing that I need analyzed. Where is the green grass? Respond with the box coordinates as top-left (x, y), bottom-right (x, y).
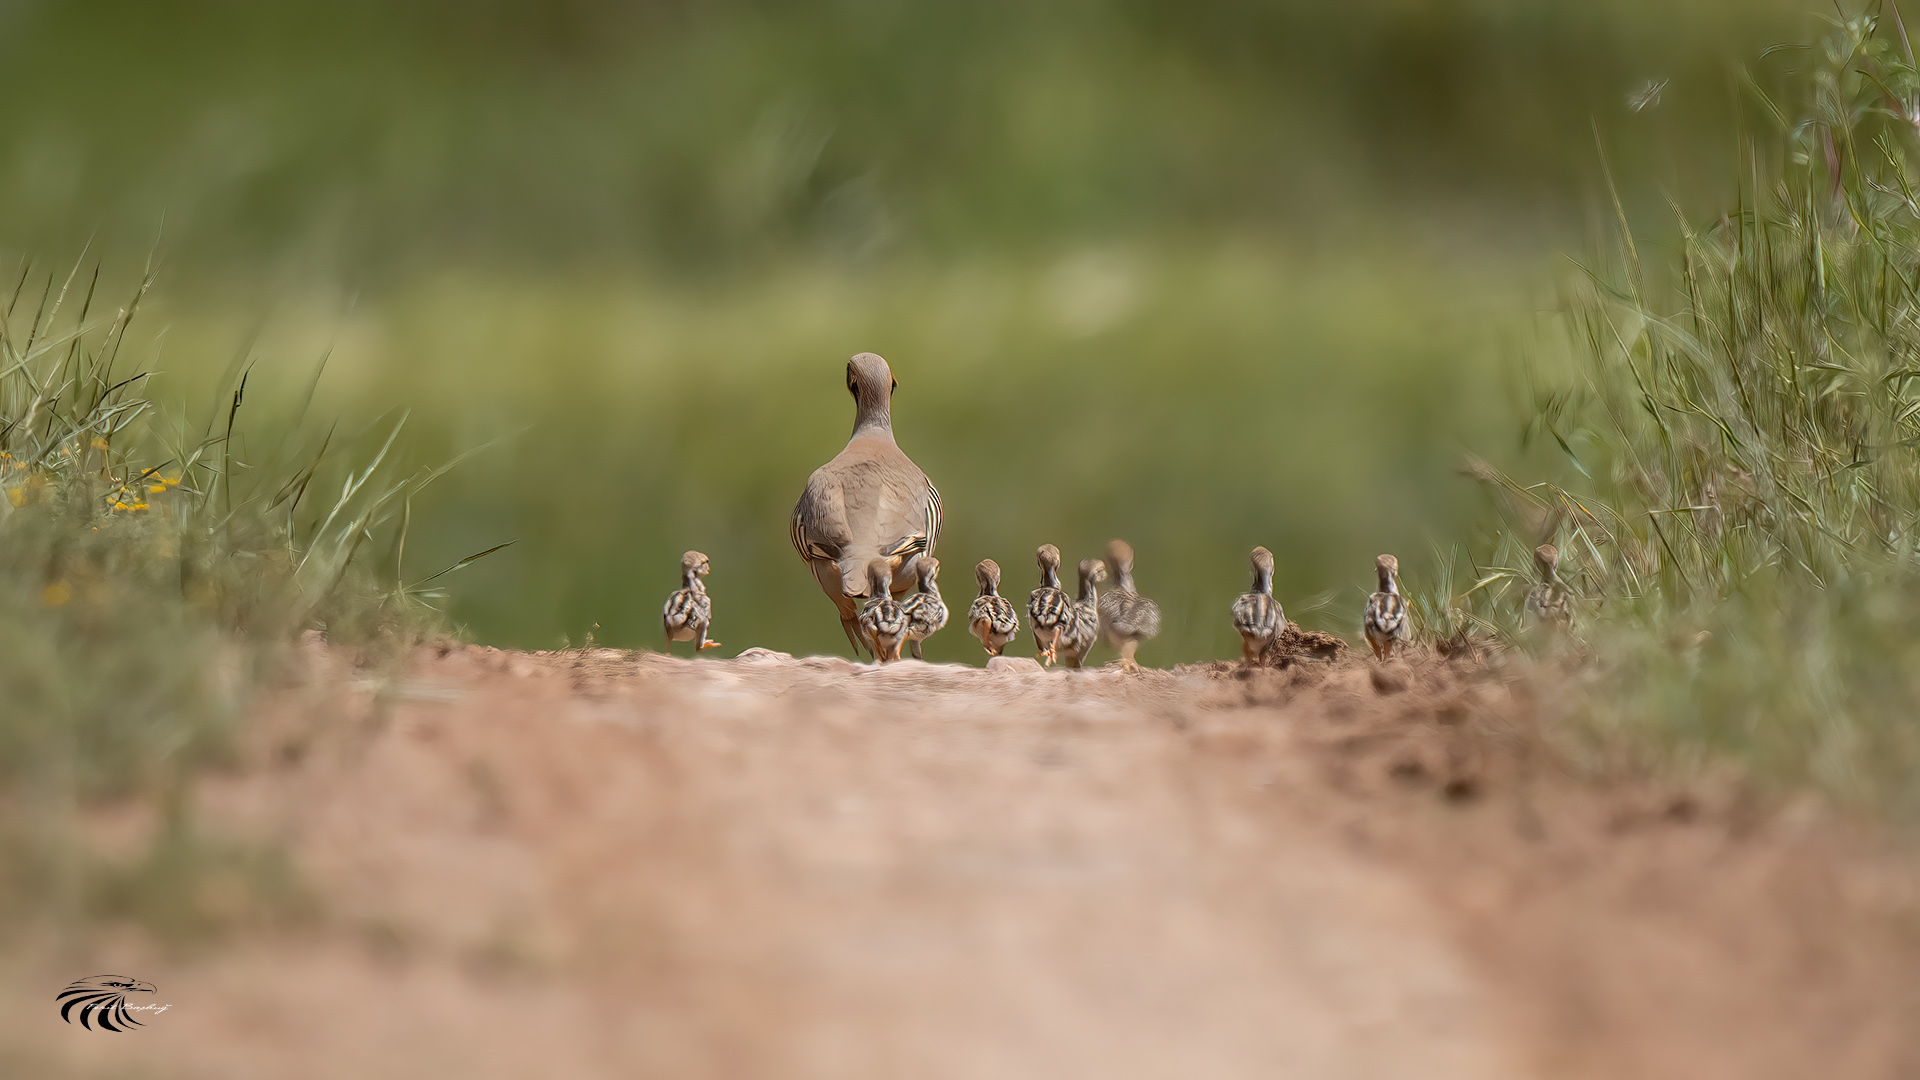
top-left (0, 262), bottom-right (478, 934)
top-left (1440, 10), bottom-right (1920, 815)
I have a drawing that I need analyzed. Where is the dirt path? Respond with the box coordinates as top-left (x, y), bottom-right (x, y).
top-left (8, 645), bottom-right (1919, 1079)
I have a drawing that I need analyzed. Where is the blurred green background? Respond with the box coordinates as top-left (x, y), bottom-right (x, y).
top-left (0, 0), bottom-right (1817, 662)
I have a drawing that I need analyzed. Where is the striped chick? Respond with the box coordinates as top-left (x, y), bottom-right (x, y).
top-left (857, 557), bottom-right (910, 663)
top-left (1027, 544), bottom-right (1073, 665)
top-left (1524, 544), bottom-right (1575, 632)
top-left (901, 555), bottom-right (949, 660)
top-left (966, 559), bottom-right (1020, 657)
top-left (662, 550), bottom-right (719, 653)
top-left (1056, 558), bottom-right (1107, 669)
top-left (1097, 539), bottom-right (1161, 672)
top-left (1231, 545), bottom-right (1285, 665)
top-left (1362, 553), bottom-right (1411, 660)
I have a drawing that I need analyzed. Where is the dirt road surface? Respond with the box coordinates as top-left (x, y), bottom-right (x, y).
top-left (7, 643), bottom-right (1919, 1079)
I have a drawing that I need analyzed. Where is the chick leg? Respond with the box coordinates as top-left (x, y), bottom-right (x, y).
top-left (696, 625), bottom-right (722, 650)
top-left (1045, 628), bottom-right (1061, 665)
top-left (909, 639), bottom-right (922, 660)
top-left (1119, 640), bottom-right (1140, 673)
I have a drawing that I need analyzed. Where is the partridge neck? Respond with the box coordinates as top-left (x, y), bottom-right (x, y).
top-left (1253, 567), bottom-right (1273, 595)
top-left (850, 397), bottom-right (894, 440)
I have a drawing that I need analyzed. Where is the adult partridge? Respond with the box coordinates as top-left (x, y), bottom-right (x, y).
top-left (791, 353), bottom-right (943, 656)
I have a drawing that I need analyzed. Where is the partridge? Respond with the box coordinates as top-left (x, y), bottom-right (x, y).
top-left (791, 353), bottom-right (943, 656)
top-left (1097, 539), bottom-right (1160, 671)
top-left (662, 550), bottom-right (719, 653)
top-left (901, 555), bottom-right (949, 660)
top-left (1027, 544), bottom-right (1072, 665)
top-left (1525, 544), bottom-right (1574, 631)
top-left (967, 559), bottom-right (1020, 658)
top-left (1057, 558), bottom-right (1107, 669)
top-left (1363, 553), bottom-right (1411, 660)
top-left (1231, 545), bottom-right (1284, 664)
top-left (856, 558), bottom-right (910, 663)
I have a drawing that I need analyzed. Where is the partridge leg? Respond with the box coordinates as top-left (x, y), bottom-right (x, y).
top-left (696, 626), bottom-right (722, 650)
top-left (909, 640), bottom-right (922, 660)
top-left (842, 617), bottom-right (869, 659)
top-left (1119, 640), bottom-right (1139, 673)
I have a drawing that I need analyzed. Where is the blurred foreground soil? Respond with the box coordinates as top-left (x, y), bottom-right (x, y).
top-left (7, 643), bottom-right (1919, 1079)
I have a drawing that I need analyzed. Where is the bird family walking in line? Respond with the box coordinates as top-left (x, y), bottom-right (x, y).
top-left (661, 353), bottom-right (1572, 666)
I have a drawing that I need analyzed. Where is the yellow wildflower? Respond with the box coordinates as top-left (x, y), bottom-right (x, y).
top-left (5, 488), bottom-right (21, 508)
top-left (91, 436), bottom-right (109, 451)
top-left (42, 581), bottom-right (71, 607)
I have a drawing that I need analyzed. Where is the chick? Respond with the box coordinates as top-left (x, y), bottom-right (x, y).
top-left (1231, 545), bottom-right (1285, 665)
top-left (901, 555), bottom-right (949, 660)
top-left (1027, 544), bottom-right (1072, 665)
top-left (1097, 539), bottom-right (1160, 672)
top-left (1362, 553), bottom-right (1411, 660)
top-left (1056, 558), bottom-right (1107, 669)
top-left (857, 557), bottom-right (910, 663)
top-left (1524, 544), bottom-right (1574, 632)
top-left (662, 550), bottom-right (720, 653)
top-left (966, 559), bottom-right (1020, 658)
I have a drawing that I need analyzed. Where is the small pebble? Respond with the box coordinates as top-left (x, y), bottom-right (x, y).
top-left (735, 648), bottom-right (794, 663)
